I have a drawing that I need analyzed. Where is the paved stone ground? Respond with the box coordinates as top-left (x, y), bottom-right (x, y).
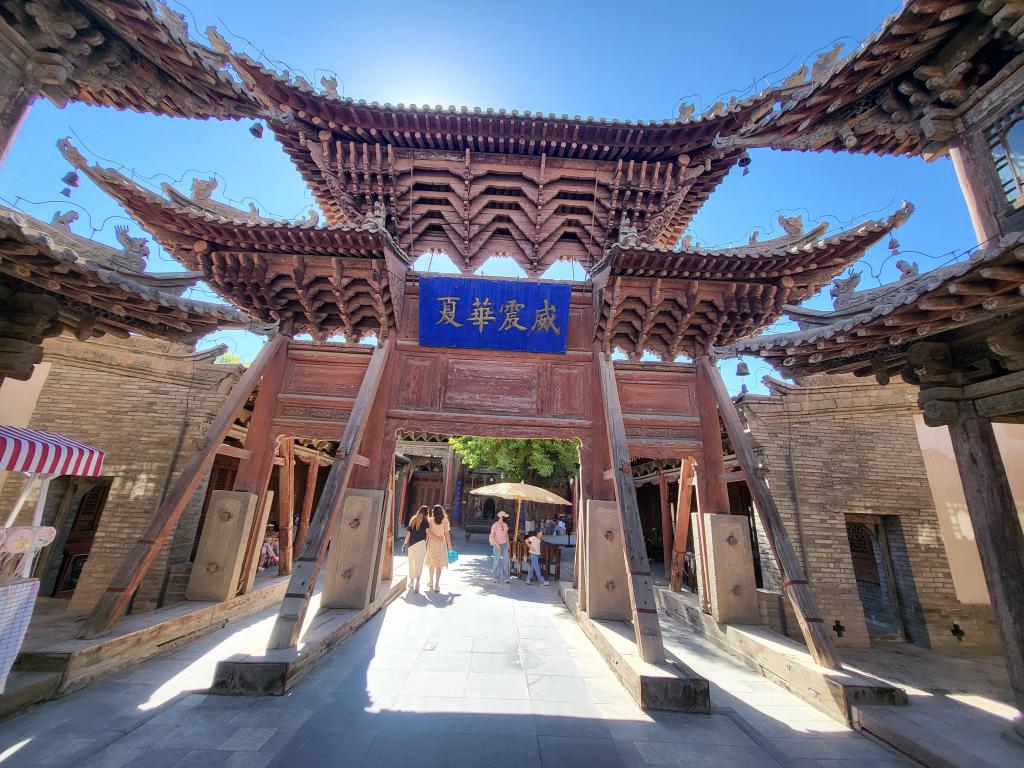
top-left (0, 542), bottom-right (909, 768)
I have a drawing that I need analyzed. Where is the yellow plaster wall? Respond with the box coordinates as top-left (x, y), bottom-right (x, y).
top-left (914, 416), bottom-right (1024, 605)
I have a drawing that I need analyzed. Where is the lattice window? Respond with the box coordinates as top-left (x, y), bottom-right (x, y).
top-left (987, 104), bottom-right (1024, 204)
top-left (846, 522), bottom-right (880, 585)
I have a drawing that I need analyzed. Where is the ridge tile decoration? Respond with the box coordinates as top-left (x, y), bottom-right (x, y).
top-left (418, 276), bottom-right (570, 354)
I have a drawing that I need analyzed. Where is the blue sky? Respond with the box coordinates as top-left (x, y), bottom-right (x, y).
top-left (0, 1), bottom-right (977, 393)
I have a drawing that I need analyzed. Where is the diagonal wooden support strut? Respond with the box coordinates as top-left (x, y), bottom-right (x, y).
top-left (267, 340), bottom-right (392, 650)
top-left (696, 356), bottom-right (841, 670)
top-left (596, 349), bottom-right (666, 664)
top-left (78, 333), bottom-right (291, 639)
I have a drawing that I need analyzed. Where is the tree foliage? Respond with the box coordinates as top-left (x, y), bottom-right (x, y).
top-left (447, 437), bottom-right (579, 482)
top-left (216, 351), bottom-right (246, 366)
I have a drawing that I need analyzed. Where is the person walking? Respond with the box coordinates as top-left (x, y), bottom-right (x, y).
top-left (402, 505), bottom-right (429, 593)
top-left (424, 504), bottom-right (453, 592)
top-left (524, 528), bottom-right (548, 586)
top-left (489, 510), bottom-right (511, 583)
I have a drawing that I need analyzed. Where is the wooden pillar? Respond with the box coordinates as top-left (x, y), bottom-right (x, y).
top-left (278, 439), bottom-right (295, 575)
top-left (658, 473), bottom-right (672, 576)
top-left (77, 334), bottom-right (289, 639)
top-left (696, 360), bottom-right (729, 515)
top-left (670, 457), bottom-right (695, 592)
top-left (948, 415), bottom-right (1024, 720)
top-left (0, 46), bottom-right (35, 166)
top-left (296, 457), bottom-right (318, 554)
top-left (697, 357), bottom-right (841, 670)
top-left (267, 340), bottom-right (392, 650)
top-left (396, 464), bottom-right (410, 527)
top-left (233, 343), bottom-right (291, 592)
top-left (948, 132), bottom-right (1002, 245)
top-left (595, 349), bottom-right (666, 664)
top-left (442, 450), bottom-right (461, 511)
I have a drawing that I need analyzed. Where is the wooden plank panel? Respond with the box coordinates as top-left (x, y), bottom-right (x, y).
top-left (395, 355), bottom-right (440, 410)
top-left (443, 360), bottom-right (540, 414)
top-left (548, 363), bottom-right (589, 419)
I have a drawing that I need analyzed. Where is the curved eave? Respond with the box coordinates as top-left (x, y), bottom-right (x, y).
top-left (716, 233), bottom-right (1024, 371)
top-left (63, 149), bottom-right (406, 265)
top-left (233, 55), bottom-right (778, 161)
top-left (16, 1), bottom-right (261, 118)
top-left (0, 209), bottom-right (247, 340)
top-left (737, 2), bottom-right (1020, 158)
top-left (599, 204), bottom-right (911, 295)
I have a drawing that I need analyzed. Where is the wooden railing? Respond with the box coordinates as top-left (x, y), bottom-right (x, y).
top-left (510, 540), bottom-right (561, 581)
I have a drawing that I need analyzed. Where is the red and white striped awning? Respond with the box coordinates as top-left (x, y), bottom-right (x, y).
top-left (0, 426), bottom-right (104, 477)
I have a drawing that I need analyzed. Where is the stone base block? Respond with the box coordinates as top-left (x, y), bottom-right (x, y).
top-left (211, 576), bottom-right (406, 696)
top-left (702, 513), bottom-right (759, 624)
top-left (561, 582), bottom-right (709, 712)
top-left (656, 587), bottom-right (906, 723)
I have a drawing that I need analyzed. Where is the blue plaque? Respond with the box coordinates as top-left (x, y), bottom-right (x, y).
top-left (418, 276), bottom-right (570, 354)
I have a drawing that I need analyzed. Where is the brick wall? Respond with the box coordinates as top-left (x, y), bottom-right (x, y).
top-left (0, 334), bottom-right (242, 614)
top-left (736, 373), bottom-right (998, 655)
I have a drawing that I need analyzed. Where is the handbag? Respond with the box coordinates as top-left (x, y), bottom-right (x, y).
top-left (447, 549), bottom-right (459, 564)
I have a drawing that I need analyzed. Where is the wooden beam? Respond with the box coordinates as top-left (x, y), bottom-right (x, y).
top-left (659, 473), bottom-right (672, 575)
top-left (948, 414), bottom-right (1024, 722)
top-left (216, 444), bottom-right (252, 461)
top-left (278, 439), bottom-right (296, 575)
top-left (595, 349), bottom-right (666, 664)
top-left (670, 457), bottom-right (695, 592)
top-left (78, 334), bottom-right (290, 639)
top-left (296, 457), bottom-right (318, 555)
top-left (267, 340), bottom-right (393, 650)
top-left (351, 452), bottom-right (370, 467)
top-left (696, 357), bottom-right (841, 670)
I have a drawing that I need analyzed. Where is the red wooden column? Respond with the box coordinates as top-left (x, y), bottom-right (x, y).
top-left (295, 457), bottom-right (319, 555)
top-left (658, 473), bottom-right (672, 575)
top-left (693, 356), bottom-right (728, 613)
top-left (669, 457), bottom-right (696, 592)
top-left (233, 341), bottom-right (292, 590)
top-left (278, 439), bottom-right (295, 575)
top-left (78, 333), bottom-right (289, 638)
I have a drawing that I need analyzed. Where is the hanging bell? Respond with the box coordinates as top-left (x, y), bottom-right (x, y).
top-left (740, 384), bottom-right (749, 395)
top-left (736, 361), bottom-right (750, 377)
top-left (62, 171), bottom-right (79, 187)
top-left (60, 187), bottom-right (71, 197)
top-left (887, 236), bottom-right (900, 251)
top-left (249, 122), bottom-right (264, 139)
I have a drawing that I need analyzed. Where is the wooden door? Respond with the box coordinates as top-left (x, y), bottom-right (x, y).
top-left (54, 481), bottom-right (111, 597)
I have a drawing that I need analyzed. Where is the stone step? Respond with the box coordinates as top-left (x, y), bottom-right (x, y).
top-left (0, 671), bottom-right (61, 721)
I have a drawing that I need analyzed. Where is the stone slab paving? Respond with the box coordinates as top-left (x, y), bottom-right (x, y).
top-left (0, 542), bottom-right (910, 768)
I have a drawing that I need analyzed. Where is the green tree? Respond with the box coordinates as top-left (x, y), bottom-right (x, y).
top-left (447, 437), bottom-right (579, 483)
top-left (216, 351), bottom-right (246, 366)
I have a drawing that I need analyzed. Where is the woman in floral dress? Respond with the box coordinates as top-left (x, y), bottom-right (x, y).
top-left (424, 504), bottom-right (452, 592)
